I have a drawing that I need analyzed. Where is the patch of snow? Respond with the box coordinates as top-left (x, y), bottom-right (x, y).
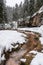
top-left (26, 16), bottom-right (30, 19)
top-left (32, 6), bottom-right (43, 17)
top-left (1, 54), bottom-right (5, 61)
top-left (38, 6), bottom-right (43, 13)
top-left (39, 25), bottom-right (43, 45)
top-left (0, 30), bottom-right (27, 63)
top-left (30, 53), bottom-right (43, 65)
top-left (18, 27), bottom-right (40, 33)
top-left (18, 18), bottom-right (23, 22)
top-left (18, 25), bottom-right (43, 45)
top-left (29, 50), bottom-right (38, 54)
top-left (41, 50), bottom-right (43, 53)
top-left (14, 44), bottom-right (19, 49)
top-left (19, 26), bottom-right (40, 33)
top-left (12, 21), bottom-right (18, 29)
top-left (32, 12), bottom-right (38, 17)
top-left (39, 37), bottom-right (43, 45)
top-left (5, 23), bottom-right (11, 29)
top-left (20, 58), bottom-right (26, 62)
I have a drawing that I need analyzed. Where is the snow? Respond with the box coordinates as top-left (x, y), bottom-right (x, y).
top-left (30, 53), bottom-right (43, 65)
top-left (39, 25), bottom-right (43, 45)
top-left (14, 44), bottom-right (19, 49)
top-left (26, 16), bottom-right (30, 19)
top-left (29, 50), bottom-right (38, 54)
top-left (20, 58), bottom-right (26, 62)
top-left (32, 12), bottom-right (38, 17)
top-left (38, 6), bottom-right (43, 13)
top-left (0, 25), bottom-right (43, 63)
top-left (0, 30), bottom-right (27, 63)
top-left (41, 50), bottom-right (43, 53)
top-left (18, 25), bottom-right (43, 65)
top-left (18, 27), bottom-right (40, 33)
top-left (18, 25), bottom-right (43, 45)
top-left (12, 21), bottom-right (18, 29)
top-left (1, 54), bottom-right (5, 61)
top-left (18, 18), bottom-right (23, 22)
top-left (32, 6), bottom-right (43, 17)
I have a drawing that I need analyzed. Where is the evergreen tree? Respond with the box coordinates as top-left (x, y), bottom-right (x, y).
top-left (3, 3), bottom-right (8, 23)
top-left (36, 0), bottom-right (43, 11)
top-left (0, 0), bottom-right (7, 23)
top-left (18, 2), bottom-right (23, 18)
top-left (0, 0), bottom-right (4, 23)
top-left (22, 0), bottom-right (29, 18)
top-left (41, 0), bottom-right (43, 6)
top-left (13, 4), bottom-right (19, 21)
top-left (29, 0), bottom-right (35, 16)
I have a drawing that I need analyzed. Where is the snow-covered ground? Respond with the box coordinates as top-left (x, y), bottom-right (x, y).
top-left (0, 25), bottom-right (43, 64)
top-left (29, 50), bottom-right (43, 65)
top-left (0, 30), bottom-right (27, 63)
top-left (18, 25), bottom-right (43, 45)
top-left (18, 25), bottom-right (43, 65)
top-left (30, 53), bottom-right (43, 65)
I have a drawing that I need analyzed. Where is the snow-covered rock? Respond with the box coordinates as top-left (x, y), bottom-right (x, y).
top-left (30, 53), bottom-right (43, 65)
top-left (20, 58), bottom-right (26, 62)
top-left (29, 50), bottom-right (38, 54)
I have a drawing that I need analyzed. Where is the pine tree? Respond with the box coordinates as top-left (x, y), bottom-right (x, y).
top-left (0, 0), bottom-right (7, 23)
top-left (13, 4), bottom-right (19, 21)
top-left (3, 3), bottom-right (8, 23)
top-left (29, 0), bottom-right (35, 16)
top-left (18, 2), bottom-right (23, 18)
top-left (41, 0), bottom-right (43, 6)
top-left (0, 0), bottom-right (4, 23)
top-left (22, 0), bottom-right (29, 18)
top-left (36, 0), bottom-right (43, 11)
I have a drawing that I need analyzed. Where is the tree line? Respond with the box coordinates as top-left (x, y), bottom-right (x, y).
top-left (0, 0), bottom-right (7, 23)
top-left (13, 0), bottom-right (43, 21)
top-left (0, 0), bottom-right (43, 23)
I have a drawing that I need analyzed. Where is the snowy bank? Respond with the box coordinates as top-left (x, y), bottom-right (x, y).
top-left (30, 53), bottom-right (43, 65)
top-left (18, 25), bottom-right (43, 45)
top-left (0, 30), bottom-right (27, 63)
